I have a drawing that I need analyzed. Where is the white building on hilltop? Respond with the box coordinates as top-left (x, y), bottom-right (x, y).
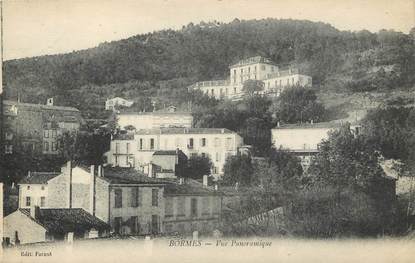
top-left (271, 122), bottom-right (360, 169)
top-left (117, 107), bottom-right (193, 131)
top-left (188, 56), bottom-right (312, 100)
top-left (106, 128), bottom-right (244, 178)
top-left (105, 97), bottom-right (134, 111)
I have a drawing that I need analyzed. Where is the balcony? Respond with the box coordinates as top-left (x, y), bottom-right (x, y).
top-left (189, 79), bottom-right (230, 89)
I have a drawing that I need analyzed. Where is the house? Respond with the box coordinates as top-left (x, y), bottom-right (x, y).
top-left (163, 178), bottom-right (222, 235)
top-left (2, 99), bottom-right (82, 155)
top-left (105, 97), bottom-right (134, 111)
top-left (3, 207), bottom-right (110, 245)
top-left (117, 110), bottom-right (193, 131)
top-left (271, 122), bottom-right (360, 169)
top-left (188, 56), bottom-right (312, 100)
top-left (47, 163), bottom-right (167, 235)
top-left (140, 150), bottom-right (188, 179)
top-left (106, 128), bottom-right (244, 177)
top-left (18, 172), bottom-right (60, 208)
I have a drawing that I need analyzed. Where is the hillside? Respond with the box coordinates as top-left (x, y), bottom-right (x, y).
top-left (3, 19), bottom-right (415, 118)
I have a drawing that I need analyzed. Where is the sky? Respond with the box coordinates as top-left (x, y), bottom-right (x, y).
top-left (2, 0), bottom-right (414, 60)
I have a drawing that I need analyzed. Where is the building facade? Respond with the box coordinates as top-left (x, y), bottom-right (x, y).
top-left (271, 122), bottom-right (360, 168)
top-left (105, 97), bottom-right (134, 111)
top-left (2, 100), bottom-right (82, 155)
top-left (18, 172), bottom-right (60, 209)
top-left (107, 128), bottom-right (244, 177)
top-left (117, 111), bottom-right (193, 131)
top-left (163, 181), bottom-right (222, 235)
top-left (189, 56), bottom-right (312, 100)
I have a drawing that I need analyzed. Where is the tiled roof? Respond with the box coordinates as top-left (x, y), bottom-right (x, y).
top-left (135, 127), bottom-right (235, 135)
top-left (19, 208), bottom-right (110, 234)
top-left (99, 167), bottom-right (167, 185)
top-left (4, 100), bottom-right (80, 112)
top-left (153, 150), bottom-right (179, 156)
top-left (273, 122), bottom-right (345, 129)
top-left (112, 133), bottom-right (135, 140)
top-left (164, 179), bottom-right (221, 196)
top-left (19, 172), bottom-right (61, 185)
top-left (230, 56), bottom-right (276, 68)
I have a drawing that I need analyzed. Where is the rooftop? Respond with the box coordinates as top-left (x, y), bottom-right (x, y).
top-left (164, 179), bottom-right (221, 196)
top-left (153, 150), bottom-right (180, 156)
top-left (230, 56), bottom-right (276, 68)
top-left (19, 172), bottom-right (61, 185)
top-left (112, 133), bottom-right (135, 140)
top-left (135, 127), bottom-right (235, 135)
top-left (19, 208), bottom-right (110, 234)
top-left (273, 122), bottom-right (345, 130)
top-left (100, 167), bottom-right (167, 185)
top-left (118, 111), bottom-right (192, 116)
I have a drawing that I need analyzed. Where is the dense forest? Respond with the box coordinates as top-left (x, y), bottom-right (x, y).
top-left (4, 19), bottom-right (415, 118)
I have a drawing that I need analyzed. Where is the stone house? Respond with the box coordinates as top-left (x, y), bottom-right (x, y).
top-left (105, 97), bottom-right (134, 111)
top-left (18, 172), bottom-right (60, 209)
top-left (3, 207), bottom-right (110, 245)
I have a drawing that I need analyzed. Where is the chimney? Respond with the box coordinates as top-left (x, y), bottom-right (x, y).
top-left (89, 165), bottom-right (95, 216)
top-left (30, 205), bottom-right (40, 220)
top-left (203, 175), bottom-right (208, 188)
top-left (66, 161), bottom-right (72, 208)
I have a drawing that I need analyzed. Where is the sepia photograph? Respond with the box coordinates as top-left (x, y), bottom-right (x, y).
top-left (0, 0), bottom-right (414, 262)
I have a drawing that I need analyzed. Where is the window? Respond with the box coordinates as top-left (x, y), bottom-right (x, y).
top-left (51, 142), bottom-right (57, 151)
top-left (191, 198), bottom-right (198, 217)
top-left (27, 186), bottom-right (30, 190)
top-left (214, 138), bottom-right (221, 147)
top-left (114, 188), bottom-right (122, 208)
top-left (5, 145), bottom-right (13, 154)
top-left (151, 215), bottom-right (159, 234)
top-left (150, 138), bottom-right (154, 150)
top-left (130, 216), bottom-right (139, 234)
top-left (43, 130), bottom-right (49, 138)
top-left (26, 196), bottom-right (31, 206)
top-left (254, 66), bottom-right (257, 72)
top-left (215, 152), bottom-right (220, 162)
top-left (177, 196), bottom-right (185, 216)
top-left (201, 138), bottom-right (206, 147)
top-left (261, 65), bottom-right (265, 70)
top-left (43, 142), bottom-right (49, 152)
top-left (114, 217), bottom-right (122, 234)
top-left (234, 87), bottom-right (237, 94)
top-left (248, 67), bottom-right (250, 73)
top-left (188, 138), bottom-right (194, 149)
top-left (152, 189), bottom-right (159, 207)
top-left (41, 186), bottom-right (45, 190)
top-left (115, 155), bottom-right (118, 166)
top-left (130, 187), bottom-right (139, 207)
top-left (225, 88), bottom-right (228, 95)
top-left (165, 198), bottom-right (174, 217)
top-left (126, 142), bottom-right (130, 154)
top-left (279, 80), bottom-right (282, 86)
top-left (213, 167), bottom-right (218, 174)
top-left (225, 138), bottom-right (233, 150)
top-left (139, 139), bottom-right (143, 150)
top-left (115, 143), bottom-right (120, 153)
top-left (40, 197), bottom-right (46, 207)
top-left (202, 197), bottom-right (210, 215)
top-left (211, 89), bottom-right (214, 95)
top-left (51, 130), bottom-right (57, 138)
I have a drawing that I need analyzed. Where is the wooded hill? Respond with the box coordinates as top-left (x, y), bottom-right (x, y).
top-left (4, 19), bottom-right (415, 118)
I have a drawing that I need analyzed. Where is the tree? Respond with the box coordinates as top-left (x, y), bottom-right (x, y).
top-left (58, 130), bottom-right (110, 165)
top-left (270, 86), bottom-right (326, 124)
top-left (222, 155), bottom-right (255, 186)
top-left (185, 155), bottom-right (212, 179)
top-left (242, 80), bottom-right (264, 97)
top-left (289, 124), bottom-right (397, 237)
